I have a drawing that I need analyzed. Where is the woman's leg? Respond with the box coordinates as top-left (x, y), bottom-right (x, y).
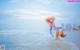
top-left (50, 28), bottom-right (54, 37)
top-left (56, 27), bottom-right (62, 40)
top-left (56, 31), bottom-right (61, 40)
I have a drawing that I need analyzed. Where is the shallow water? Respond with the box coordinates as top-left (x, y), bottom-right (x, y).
top-left (0, 30), bottom-right (79, 50)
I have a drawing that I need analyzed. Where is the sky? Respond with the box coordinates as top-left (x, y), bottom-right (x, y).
top-left (0, 0), bottom-right (80, 30)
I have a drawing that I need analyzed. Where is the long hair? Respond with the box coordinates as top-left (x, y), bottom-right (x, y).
top-left (46, 16), bottom-right (55, 23)
top-left (60, 29), bottom-right (67, 37)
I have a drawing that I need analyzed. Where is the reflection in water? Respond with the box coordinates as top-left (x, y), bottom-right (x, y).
top-left (48, 39), bottom-right (79, 50)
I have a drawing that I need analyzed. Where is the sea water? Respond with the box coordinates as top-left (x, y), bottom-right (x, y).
top-left (0, 30), bottom-right (79, 50)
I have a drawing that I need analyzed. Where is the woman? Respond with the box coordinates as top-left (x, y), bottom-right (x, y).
top-left (46, 16), bottom-right (66, 40)
top-left (46, 16), bottom-right (55, 37)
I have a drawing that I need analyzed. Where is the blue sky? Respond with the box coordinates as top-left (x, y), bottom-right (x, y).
top-left (0, 0), bottom-right (80, 30)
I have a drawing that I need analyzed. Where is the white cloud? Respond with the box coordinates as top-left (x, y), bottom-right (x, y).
top-left (56, 17), bottom-right (67, 21)
top-left (3, 8), bottom-right (64, 21)
top-left (4, 8), bottom-right (60, 15)
top-left (9, 0), bottom-right (23, 3)
top-left (36, 0), bottom-right (51, 5)
top-left (9, 0), bottom-right (52, 5)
